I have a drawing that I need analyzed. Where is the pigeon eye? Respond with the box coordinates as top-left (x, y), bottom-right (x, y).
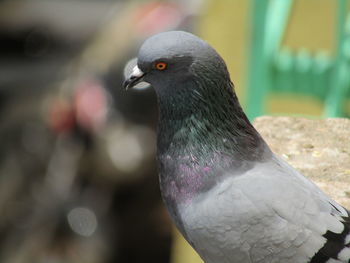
top-left (155, 62), bottom-right (167, 71)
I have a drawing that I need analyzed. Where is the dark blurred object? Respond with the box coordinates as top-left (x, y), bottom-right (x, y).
top-left (0, 0), bottom-right (115, 104)
top-left (0, 0), bottom-right (200, 262)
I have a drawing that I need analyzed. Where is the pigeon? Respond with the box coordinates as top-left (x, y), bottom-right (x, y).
top-left (123, 31), bottom-right (350, 263)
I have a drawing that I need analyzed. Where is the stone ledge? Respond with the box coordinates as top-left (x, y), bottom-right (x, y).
top-left (253, 116), bottom-right (350, 208)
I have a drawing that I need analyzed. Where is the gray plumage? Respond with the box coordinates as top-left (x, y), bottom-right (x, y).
top-left (123, 31), bottom-right (350, 263)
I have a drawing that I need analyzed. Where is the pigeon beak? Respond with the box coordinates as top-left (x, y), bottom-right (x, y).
top-left (123, 65), bottom-right (145, 90)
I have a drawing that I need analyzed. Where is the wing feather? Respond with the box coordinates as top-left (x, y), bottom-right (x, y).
top-left (180, 155), bottom-right (350, 263)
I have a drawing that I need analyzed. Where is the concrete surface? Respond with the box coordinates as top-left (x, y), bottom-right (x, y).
top-left (254, 116), bottom-right (350, 208)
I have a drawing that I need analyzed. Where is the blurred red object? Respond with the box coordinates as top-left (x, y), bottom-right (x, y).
top-left (48, 78), bottom-right (108, 135)
top-left (133, 2), bottom-right (184, 37)
top-left (48, 99), bottom-right (76, 134)
top-left (74, 78), bottom-right (108, 133)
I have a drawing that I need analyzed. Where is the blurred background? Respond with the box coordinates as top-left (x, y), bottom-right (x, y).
top-left (0, 0), bottom-right (349, 262)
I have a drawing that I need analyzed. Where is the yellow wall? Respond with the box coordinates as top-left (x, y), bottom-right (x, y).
top-left (196, 0), bottom-right (343, 117)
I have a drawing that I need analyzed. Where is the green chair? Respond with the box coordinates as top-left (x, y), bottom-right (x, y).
top-left (246, 0), bottom-right (350, 120)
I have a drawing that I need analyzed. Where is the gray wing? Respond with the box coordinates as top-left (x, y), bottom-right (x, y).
top-left (270, 156), bottom-right (350, 263)
top-left (181, 155), bottom-right (350, 263)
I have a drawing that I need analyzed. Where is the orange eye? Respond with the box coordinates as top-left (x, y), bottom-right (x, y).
top-left (155, 62), bottom-right (167, 71)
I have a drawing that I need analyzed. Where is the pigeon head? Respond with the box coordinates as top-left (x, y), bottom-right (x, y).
top-left (123, 31), bottom-right (229, 94)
